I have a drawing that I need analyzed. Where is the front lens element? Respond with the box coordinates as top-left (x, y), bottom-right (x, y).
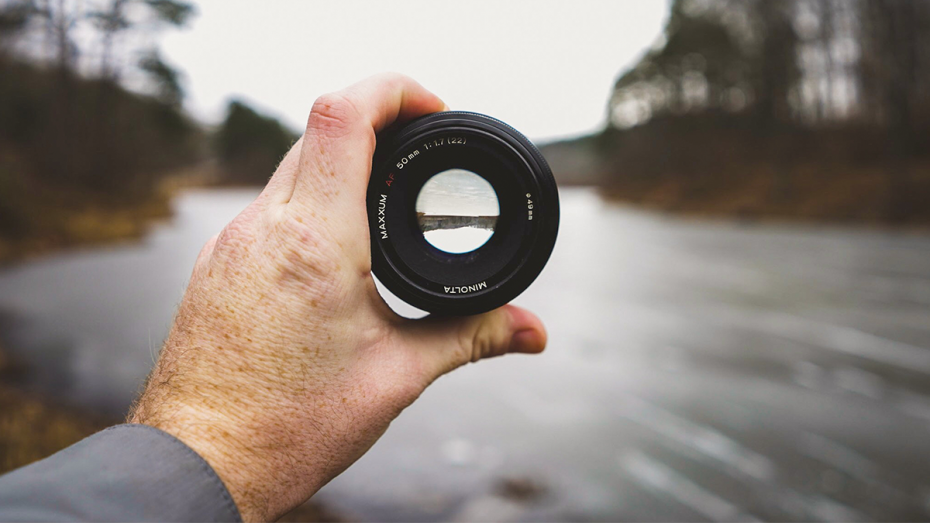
top-left (415, 169), bottom-right (500, 254)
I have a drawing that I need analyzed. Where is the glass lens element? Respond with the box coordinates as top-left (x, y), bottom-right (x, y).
top-left (415, 169), bottom-right (500, 254)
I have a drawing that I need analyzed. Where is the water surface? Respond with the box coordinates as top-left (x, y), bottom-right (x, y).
top-left (1, 188), bottom-right (929, 521)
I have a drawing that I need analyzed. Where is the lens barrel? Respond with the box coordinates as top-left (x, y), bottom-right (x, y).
top-left (367, 111), bottom-right (559, 316)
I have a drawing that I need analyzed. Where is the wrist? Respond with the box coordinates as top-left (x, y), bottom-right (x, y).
top-left (131, 400), bottom-right (313, 522)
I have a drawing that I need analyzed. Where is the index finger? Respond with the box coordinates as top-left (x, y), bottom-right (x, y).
top-left (288, 73), bottom-right (446, 206)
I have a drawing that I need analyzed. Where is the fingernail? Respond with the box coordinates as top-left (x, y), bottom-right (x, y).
top-left (510, 329), bottom-right (544, 353)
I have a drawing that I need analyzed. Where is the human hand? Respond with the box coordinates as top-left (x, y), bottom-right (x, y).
top-left (128, 73), bottom-right (547, 522)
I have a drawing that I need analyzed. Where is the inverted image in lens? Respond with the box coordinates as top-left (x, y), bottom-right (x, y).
top-left (415, 169), bottom-right (500, 254)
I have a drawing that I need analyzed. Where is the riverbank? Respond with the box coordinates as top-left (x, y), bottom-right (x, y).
top-left (541, 114), bottom-right (930, 229)
top-left (0, 193), bottom-right (172, 265)
top-left (600, 162), bottom-right (930, 229)
top-left (0, 384), bottom-right (110, 474)
top-left (0, 342), bottom-right (111, 474)
top-left (0, 163), bottom-right (220, 266)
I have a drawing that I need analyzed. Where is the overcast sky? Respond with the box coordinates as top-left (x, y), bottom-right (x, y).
top-left (160, 1), bottom-right (669, 142)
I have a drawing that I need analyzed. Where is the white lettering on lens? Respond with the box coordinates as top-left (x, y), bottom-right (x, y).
top-left (395, 148), bottom-right (419, 169)
top-left (423, 136), bottom-right (467, 150)
top-left (443, 281), bottom-right (488, 294)
top-left (378, 194), bottom-right (388, 239)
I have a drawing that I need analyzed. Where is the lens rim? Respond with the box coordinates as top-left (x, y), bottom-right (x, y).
top-left (368, 111), bottom-right (559, 316)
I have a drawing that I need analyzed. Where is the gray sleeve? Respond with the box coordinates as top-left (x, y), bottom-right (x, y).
top-left (0, 424), bottom-right (241, 522)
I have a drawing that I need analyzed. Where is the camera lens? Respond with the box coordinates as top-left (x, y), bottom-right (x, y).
top-left (367, 111), bottom-right (559, 316)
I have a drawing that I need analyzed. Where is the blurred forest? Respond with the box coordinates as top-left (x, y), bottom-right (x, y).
top-left (544, 0), bottom-right (930, 225)
top-left (0, 0), bottom-right (295, 261)
top-left (215, 100), bottom-right (299, 185)
top-left (2, 0), bottom-right (929, 254)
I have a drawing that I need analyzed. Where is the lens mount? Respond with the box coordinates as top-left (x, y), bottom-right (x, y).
top-left (367, 111), bottom-right (559, 316)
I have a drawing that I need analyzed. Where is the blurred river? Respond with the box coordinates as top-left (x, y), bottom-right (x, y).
top-left (1, 187), bottom-right (930, 521)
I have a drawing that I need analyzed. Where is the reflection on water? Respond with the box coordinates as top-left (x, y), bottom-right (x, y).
top-left (416, 169), bottom-right (499, 254)
top-left (2, 188), bottom-right (930, 521)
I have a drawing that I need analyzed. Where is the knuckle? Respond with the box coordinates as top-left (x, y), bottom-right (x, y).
top-left (276, 209), bottom-right (329, 254)
top-left (455, 323), bottom-right (473, 364)
top-left (272, 217), bottom-right (341, 293)
top-left (459, 315), bottom-right (509, 364)
top-left (457, 320), bottom-right (489, 364)
top-left (307, 92), bottom-right (360, 135)
top-left (212, 204), bottom-right (264, 258)
top-left (214, 217), bottom-right (254, 255)
top-left (375, 71), bottom-right (411, 88)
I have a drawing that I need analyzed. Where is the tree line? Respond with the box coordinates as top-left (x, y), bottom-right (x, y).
top-left (587, 0), bottom-right (930, 223)
top-left (0, 0), bottom-right (296, 243)
top-left (611, 0), bottom-right (930, 140)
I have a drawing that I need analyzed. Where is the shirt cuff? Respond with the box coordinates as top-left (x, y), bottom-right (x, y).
top-left (0, 424), bottom-right (241, 522)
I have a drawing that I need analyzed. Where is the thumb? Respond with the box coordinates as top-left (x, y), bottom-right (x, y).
top-left (400, 305), bottom-right (547, 381)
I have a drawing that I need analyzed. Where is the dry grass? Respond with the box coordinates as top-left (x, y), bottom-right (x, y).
top-left (0, 189), bottom-right (172, 265)
top-left (545, 113), bottom-right (930, 228)
top-left (0, 385), bottom-right (109, 474)
top-left (602, 160), bottom-right (930, 228)
top-left (0, 377), bottom-right (342, 522)
top-left (0, 163), bottom-right (225, 265)
top-left (0, 344), bottom-right (110, 474)
top-left (0, 344), bottom-right (342, 522)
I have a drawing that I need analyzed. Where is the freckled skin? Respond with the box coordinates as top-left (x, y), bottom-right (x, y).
top-left (127, 74), bottom-right (548, 523)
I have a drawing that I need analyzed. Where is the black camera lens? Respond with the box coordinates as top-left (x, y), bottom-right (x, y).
top-left (367, 111), bottom-right (559, 316)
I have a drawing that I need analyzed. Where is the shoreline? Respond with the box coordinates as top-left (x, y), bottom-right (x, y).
top-left (5, 169), bottom-right (928, 268)
top-left (0, 163), bottom-right (226, 267)
top-left (600, 191), bottom-right (930, 233)
top-left (0, 341), bottom-right (112, 474)
top-left (555, 180), bottom-right (930, 232)
top-left (0, 197), bottom-right (173, 266)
